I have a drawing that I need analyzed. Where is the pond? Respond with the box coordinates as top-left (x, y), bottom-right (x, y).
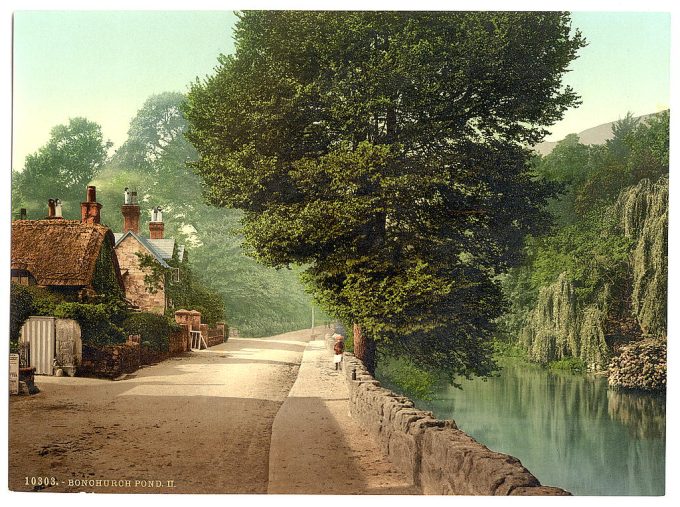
top-left (414, 359), bottom-right (666, 495)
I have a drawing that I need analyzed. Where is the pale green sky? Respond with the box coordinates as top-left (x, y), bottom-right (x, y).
top-left (11, 11), bottom-right (670, 169)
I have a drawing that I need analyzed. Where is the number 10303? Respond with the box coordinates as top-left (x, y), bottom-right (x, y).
top-left (25, 476), bottom-right (58, 486)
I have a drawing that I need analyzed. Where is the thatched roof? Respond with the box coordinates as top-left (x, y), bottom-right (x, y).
top-left (11, 219), bottom-right (122, 287)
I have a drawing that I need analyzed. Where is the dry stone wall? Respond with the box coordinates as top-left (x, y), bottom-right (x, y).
top-left (80, 343), bottom-right (142, 378)
top-left (340, 351), bottom-right (570, 496)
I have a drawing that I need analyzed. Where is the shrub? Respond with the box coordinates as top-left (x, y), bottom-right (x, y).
top-left (548, 356), bottom-right (587, 374)
top-left (492, 339), bottom-right (529, 360)
top-left (9, 283), bottom-right (34, 350)
top-left (608, 339), bottom-right (666, 391)
top-left (53, 299), bottom-right (128, 346)
top-left (376, 356), bottom-right (441, 401)
top-left (9, 283), bottom-right (64, 351)
top-left (122, 312), bottom-right (180, 352)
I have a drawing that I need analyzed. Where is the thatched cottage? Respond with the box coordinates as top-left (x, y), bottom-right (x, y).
top-left (10, 186), bottom-right (124, 298)
top-left (113, 189), bottom-right (186, 314)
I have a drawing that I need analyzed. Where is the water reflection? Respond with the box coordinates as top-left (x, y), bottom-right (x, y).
top-left (412, 360), bottom-right (666, 496)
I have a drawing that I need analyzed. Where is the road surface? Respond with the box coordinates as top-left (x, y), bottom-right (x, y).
top-left (8, 327), bottom-right (414, 494)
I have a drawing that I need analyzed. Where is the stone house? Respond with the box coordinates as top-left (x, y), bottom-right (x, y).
top-left (113, 190), bottom-right (186, 314)
top-left (10, 186), bottom-right (124, 298)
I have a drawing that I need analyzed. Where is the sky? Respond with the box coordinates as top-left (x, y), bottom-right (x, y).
top-left (10, 9), bottom-right (671, 170)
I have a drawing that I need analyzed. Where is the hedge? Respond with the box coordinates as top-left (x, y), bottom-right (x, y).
top-left (122, 312), bottom-right (180, 352)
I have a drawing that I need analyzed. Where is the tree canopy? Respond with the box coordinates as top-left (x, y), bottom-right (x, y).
top-left (184, 11), bottom-right (585, 379)
top-left (13, 117), bottom-right (111, 219)
top-left (89, 91), bottom-right (320, 337)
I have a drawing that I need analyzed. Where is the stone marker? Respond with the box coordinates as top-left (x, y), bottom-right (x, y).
top-left (9, 354), bottom-right (19, 395)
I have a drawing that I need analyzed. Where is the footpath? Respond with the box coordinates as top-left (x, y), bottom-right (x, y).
top-left (267, 338), bottom-right (418, 494)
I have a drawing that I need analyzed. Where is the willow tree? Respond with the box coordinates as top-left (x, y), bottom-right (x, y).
top-left (184, 11), bottom-right (584, 379)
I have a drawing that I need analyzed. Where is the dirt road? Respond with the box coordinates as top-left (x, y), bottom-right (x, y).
top-left (8, 329), bottom-right (314, 493)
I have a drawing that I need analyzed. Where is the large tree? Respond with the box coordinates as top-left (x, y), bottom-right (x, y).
top-left (184, 11), bottom-right (585, 378)
top-left (112, 92), bottom-right (195, 173)
top-left (13, 117), bottom-right (111, 219)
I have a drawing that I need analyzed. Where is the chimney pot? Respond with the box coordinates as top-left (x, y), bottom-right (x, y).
top-left (149, 207), bottom-right (164, 239)
top-left (20, 208), bottom-right (27, 220)
top-left (47, 199), bottom-right (56, 218)
top-left (81, 186), bottom-right (102, 224)
top-left (121, 186), bottom-right (140, 234)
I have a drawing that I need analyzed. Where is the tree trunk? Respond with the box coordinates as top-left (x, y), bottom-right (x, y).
top-left (353, 323), bottom-right (377, 375)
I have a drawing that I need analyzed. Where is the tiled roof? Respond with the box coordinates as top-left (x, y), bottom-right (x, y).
top-left (114, 231), bottom-right (170, 268)
top-left (147, 238), bottom-right (175, 259)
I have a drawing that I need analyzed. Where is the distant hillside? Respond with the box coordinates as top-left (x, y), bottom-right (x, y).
top-left (535, 112), bottom-right (662, 156)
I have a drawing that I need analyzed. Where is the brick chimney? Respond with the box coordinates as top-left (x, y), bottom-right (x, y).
top-left (121, 188), bottom-right (140, 234)
top-left (149, 206), bottom-right (164, 239)
top-left (81, 185), bottom-right (102, 224)
top-left (46, 198), bottom-right (63, 219)
top-left (47, 199), bottom-right (56, 218)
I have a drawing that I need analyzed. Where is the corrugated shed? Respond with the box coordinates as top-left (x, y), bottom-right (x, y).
top-left (11, 219), bottom-right (122, 288)
top-left (20, 316), bottom-right (55, 375)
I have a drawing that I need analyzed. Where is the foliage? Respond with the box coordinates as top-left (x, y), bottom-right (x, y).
top-left (112, 92), bottom-right (195, 172)
top-left (524, 211), bottom-right (632, 305)
top-left (122, 312), bottom-right (180, 352)
top-left (9, 283), bottom-right (35, 349)
top-left (52, 299), bottom-right (128, 346)
top-left (574, 111), bottom-right (669, 213)
top-left (492, 339), bottom-right (529, 361)
top-left (376, 356), bottom-right (442, 401)
top-left (184, 11), bottom-right (584, 380)
top-left (608, 339), bottom-right (666, 392)
top-left (502, 111), bottom-right (669, 369)
top-left (165, 259), bottom-right (226, 325)
top-left (9, 284), bottom-right (128, 350)
top-left (135, 252), bottom-right (166, 294)
top-left (343, 333), bottom-right (354, 353)
top-left (548, 357), bottom-right (587, 374)
top-left (89, 92), bottom-right (321, 337)
top-left (92, 235), bottom-right (125, 297)
top-left (9, 284), bottom-right (66, 350)
top-left (12, 117), bottom-right (112, 219)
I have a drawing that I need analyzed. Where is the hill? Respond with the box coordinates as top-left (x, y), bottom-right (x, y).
top-left (535, 112), bottom-right (662, 156)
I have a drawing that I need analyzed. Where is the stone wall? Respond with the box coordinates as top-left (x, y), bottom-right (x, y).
top-left (54, 318), bottom-right (82, 377)
top-left (169, 325), bottom-right (190, 354)
top-left (340, 352), bottom-right (570, 496)
top-left (80, 343), bottom-right (142, 378)
top-left (115, 235), bottom-right (165, 314)
top-left (205, 323), bottom-right (226, 347)
top-left (175, 310), bottom-right (225, 348)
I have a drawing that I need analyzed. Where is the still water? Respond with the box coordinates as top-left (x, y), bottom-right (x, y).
top-left (416, 360), bottom-right (666, 495)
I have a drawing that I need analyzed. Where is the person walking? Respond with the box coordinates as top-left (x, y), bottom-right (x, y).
top-left (333, 333), bottom-right (345, 371)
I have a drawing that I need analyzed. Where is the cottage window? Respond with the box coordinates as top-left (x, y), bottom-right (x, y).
top-left (171, 268), bottom-right (180, 283)
top-left (10, 270), bottom-right (34, 286)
